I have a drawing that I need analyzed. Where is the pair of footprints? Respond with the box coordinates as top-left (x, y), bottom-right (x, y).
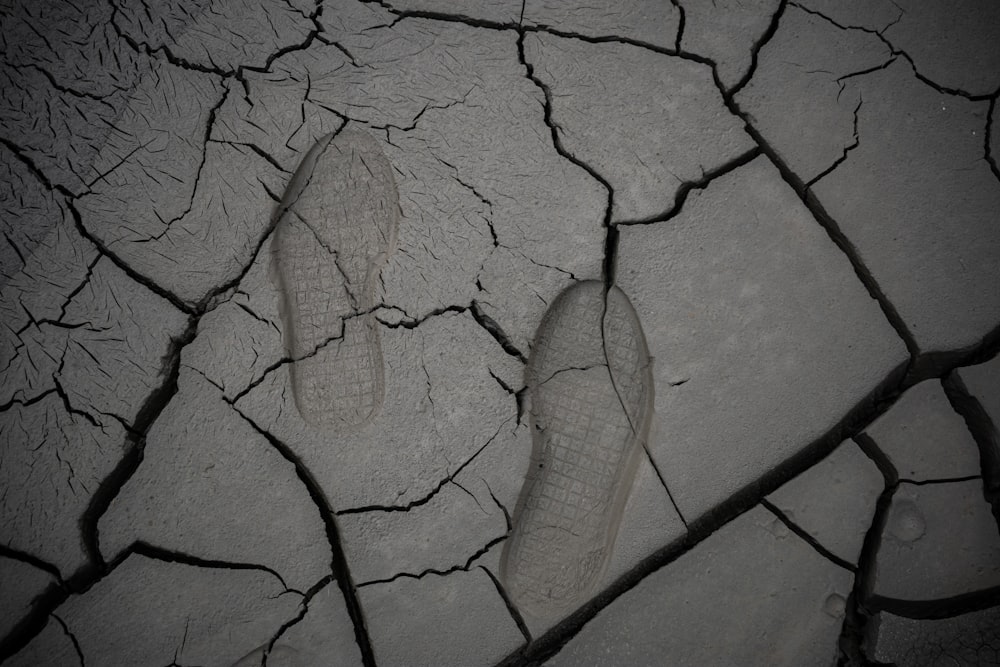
top-left (271, 130), bottom-right (654, 619)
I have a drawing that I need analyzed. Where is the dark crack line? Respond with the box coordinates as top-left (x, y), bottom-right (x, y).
top-left (515, 30), bottom-right (617, 284)
top-left (726, 0), bottom-right (789, 97)
top-left (80, 317), bottom-right (199, 570)
top-left (482, 566), bottom-right (532, 644)
top-left (805, 95), bottom-right (863, 188)
top-left (670, 0), bottom-right (685, 53)
top-left (702, 3), bottom-right (923, 368)
top-left (0, 537), bottom-right (291, 665)
top-left (52, 377), bottom-right (104, 430)
top-left (51, 255), bottom-right (103, 325)
top-left (470, 301), bottom-right (527, 362)
top-left (867, 585), bottom-right (1000, 621)
top-left (533, 363), bottom-right (606, 389)
top-left (138, 84), bottom-right (232, 244)
top-left (356, 534), bottom-right (507, 587)
top-left (263, 574), bottom-right (337, 665)
top-left (835, 56), bottom-right (898, 103)
top-left (51, 614), bottom-right (85, 667)
top-left (0, 545), bottom-right (66, 587)
top-left (614, 146), bottom-right (763, 226)
top-left (123, 542), bottom-right (296, 592)
top-left (228, 326), bottom-right (346, 403)
top-left (207, 138), bottom-right (290, 174)
top-left (789, 1), bottom-right (997, 101)
top-left (717, 94), bottom-right (919, 361)
top-left (22, 61), bottom-right (116, 107)
top-left (228, 406), bottom-right (376, 667)
top-left (596, 291), bottom-right (688, 528)
top-left (942, 373), bottom-right (1000, 529)
top-left (64, 197), bottom-right (196, 315)
top-left (834, 433), bottom-right (896, 665)
top-left (760, 499), bottom-right (856, 572)
top-left (337, 417), bottom-right (513, 515)
top-left (106, 0), bottom-right (329, 97)
top-left (986, 96), bottom-right (1000, 184)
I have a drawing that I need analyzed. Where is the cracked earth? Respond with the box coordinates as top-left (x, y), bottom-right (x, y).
top-left (1, 0), bottom-right (1000, 665)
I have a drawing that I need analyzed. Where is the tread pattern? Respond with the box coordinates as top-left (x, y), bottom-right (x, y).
top-left (502, 281), bottom-right (653, 617)
top-left (272, 129), bottom-right (399, 429)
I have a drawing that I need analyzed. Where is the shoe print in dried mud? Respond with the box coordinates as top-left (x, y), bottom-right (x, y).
top-left (270, 128), bottom-right (400, 430)
top-left (501, 280), bottom-right (654, 619)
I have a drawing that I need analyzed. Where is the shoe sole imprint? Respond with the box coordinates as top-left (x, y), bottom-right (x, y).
top-left (271, 128), bottom-right (399, 429)
top-left (500, 280), bottom-right (653, 618)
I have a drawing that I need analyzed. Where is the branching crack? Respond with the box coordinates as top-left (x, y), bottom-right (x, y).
top-left (614, 147), bottom-right (762, 226)
top-left (805, 95), bottom-right (863, 188)
top-left (337, 416), bottom-right (513, 515)
top-left (357, 534), bottom-right (507, 587)
top-left (227, 406), bottom-right (376, 667)
top-left (262, 575), bottom-right (337, 665)
top-left (789, 1), bottom-right (995, 101)
top-left (51, 614), bottom-right (85, 667)
top-left (760, 499), bottom-right (857, 571)
top-left (469, 301), bottom-right (527, 362)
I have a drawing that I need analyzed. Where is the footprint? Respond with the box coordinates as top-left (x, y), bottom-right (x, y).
top-left (271, 128), bottom-right (400, 429)
top-left (500, 280), bottom-right (654, 619)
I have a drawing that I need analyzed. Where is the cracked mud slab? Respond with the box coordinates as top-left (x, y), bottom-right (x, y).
top-left (616, 156), bottom-right (907, 521)
top-left (7, 553), bottom-right (298, 666)
top-left (767, 439), bottom-right (883, 566)
top-left (523, 32), bottom-right (754, 223)
top-left (0, 393), bottom-right (127, 576)
top-left (865, 380), bottom-right (982, 482)
top-left (546, 505), bottom-right (852, 666)
top-left (741, 8), bottom-right (1000, 352)
top-left (2, 227), bottom-right (186, 574)
top-left (360, 566), bottom-right (524, 667)
top-left (867, 606), bottom-right (1000, 666)
top-left (809, 58), bottom-right (1000, 352)
top-left (75, 62), bottom-right (288, 307)
top-left (873, 479), bottom-right (1000, 603)
top-left (736, 4), bottom-right (893, 185)
top-left (97, 370), bottom-right (331, 592)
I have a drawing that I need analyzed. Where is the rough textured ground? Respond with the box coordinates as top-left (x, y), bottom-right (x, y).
top-left (1, 1), bottom-right (999, 665)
